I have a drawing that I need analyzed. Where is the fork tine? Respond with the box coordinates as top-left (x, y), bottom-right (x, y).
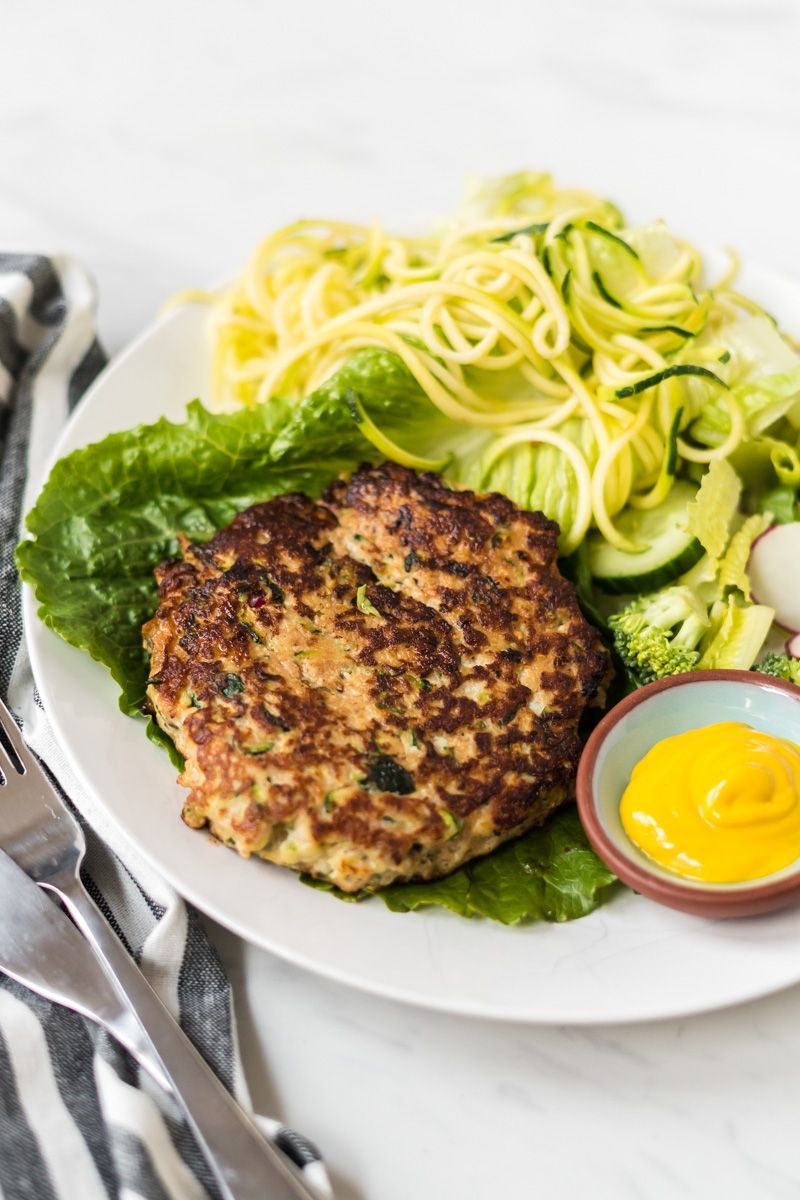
top-left (0, 695), bottom-right (34, 774)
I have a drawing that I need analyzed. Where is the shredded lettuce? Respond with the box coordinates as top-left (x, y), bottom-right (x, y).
top-left (698, 595), bottom-right (775, 670)
top-left (686, 458), bottom-right (742, 557)
top-left (690, 317), bottom-right (800, 446)
top-left (718, 512), bottom-right (773, 600)
top-left (476, 417), bottom-right (593, 543)
top-left (692, 368), bottom-right (800, 447)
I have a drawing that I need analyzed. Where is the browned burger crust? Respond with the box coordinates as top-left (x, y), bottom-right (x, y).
top-left (142, 464), bottom-right (609, 891)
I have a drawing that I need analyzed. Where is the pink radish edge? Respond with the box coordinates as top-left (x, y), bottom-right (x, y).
top-left (748, 521), bottom-right (800, 635)
top-left (748, 522), bottom-right (777, 610)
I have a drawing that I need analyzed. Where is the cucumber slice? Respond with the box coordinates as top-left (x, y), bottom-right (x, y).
top-left (587, 480), bottom-right (704, 593)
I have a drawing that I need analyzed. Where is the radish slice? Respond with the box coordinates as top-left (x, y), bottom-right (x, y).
top-left (748, 522), bottom-right (800, 633)
top-left (787, 632), bottom-right (800, 659)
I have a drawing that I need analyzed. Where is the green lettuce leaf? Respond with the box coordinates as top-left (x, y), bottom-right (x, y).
top-left (381, 806), bottom-right (617, 923)
top-left (697, 594), bottom-right (774, 670)
top-left (686, 458), bottom-right (741, 557)
top-left (718, 512), bottom-right (773, 600)
top-left (267, 346), bottom-right (448, 463)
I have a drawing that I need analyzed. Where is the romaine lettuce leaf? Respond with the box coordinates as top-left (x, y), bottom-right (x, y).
top-left (698, 595), bottom-right (774, 670)
top-left (686, 458), bottom-right (742, 557)
top-left (718, 512), bottom-right (773, 600)
top-left (267, 346), bottom-right (444, 462)
top-left (380, 806), bottom-right (617, 923)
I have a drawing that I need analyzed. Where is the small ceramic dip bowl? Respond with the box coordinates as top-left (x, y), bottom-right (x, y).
top-left (576, 670), bottom-right (800, 918)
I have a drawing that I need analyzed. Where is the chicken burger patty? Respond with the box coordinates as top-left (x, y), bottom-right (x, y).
top-left (142, 463), bottom-right (609, 891)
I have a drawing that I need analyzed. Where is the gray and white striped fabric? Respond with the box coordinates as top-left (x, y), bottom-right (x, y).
top-left (0, 255), bottom-right (331, 1200)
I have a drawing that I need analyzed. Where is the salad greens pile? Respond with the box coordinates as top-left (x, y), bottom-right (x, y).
top-left (606, 459), bottom-right (776, 689)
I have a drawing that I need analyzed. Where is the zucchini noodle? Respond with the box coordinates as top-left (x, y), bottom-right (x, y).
top-left (189, 173), bottom-right (787, 554)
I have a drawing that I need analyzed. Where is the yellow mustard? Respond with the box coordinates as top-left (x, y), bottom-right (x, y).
top-left (620, 721), bottom-right (800, 883)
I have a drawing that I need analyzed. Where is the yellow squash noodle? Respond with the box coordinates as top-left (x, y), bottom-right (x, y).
top-left (182, 173), bottom-right (776, 554)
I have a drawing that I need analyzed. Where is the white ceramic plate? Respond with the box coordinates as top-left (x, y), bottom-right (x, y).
top-left (23, 259), bottom-right (800, 1024)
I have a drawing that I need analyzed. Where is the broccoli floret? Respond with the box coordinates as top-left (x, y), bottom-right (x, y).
top-left (756, 653), bottom-right (800, 686)
top-left (609, 586), bottom-right (709, 685)
top-left (611, 583), bottom-right (776, 687)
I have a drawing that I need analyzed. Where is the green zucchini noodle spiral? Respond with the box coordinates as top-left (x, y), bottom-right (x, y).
top-left (189, 173), bottom-right (776, 554)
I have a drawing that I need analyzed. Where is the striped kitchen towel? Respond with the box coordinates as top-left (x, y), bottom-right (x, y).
top-left (0, 254), bottom-right (331, 1200)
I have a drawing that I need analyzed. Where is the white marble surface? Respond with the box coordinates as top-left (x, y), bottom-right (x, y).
top-left (6, 0), bottom-right (800, 1196)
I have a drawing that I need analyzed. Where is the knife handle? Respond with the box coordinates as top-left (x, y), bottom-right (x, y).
top-left (54, 875), bottom-right (321, 1200)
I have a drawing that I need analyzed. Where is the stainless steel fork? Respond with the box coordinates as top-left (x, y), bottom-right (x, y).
top-left (0, 696), bottom-right (323, 1200)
